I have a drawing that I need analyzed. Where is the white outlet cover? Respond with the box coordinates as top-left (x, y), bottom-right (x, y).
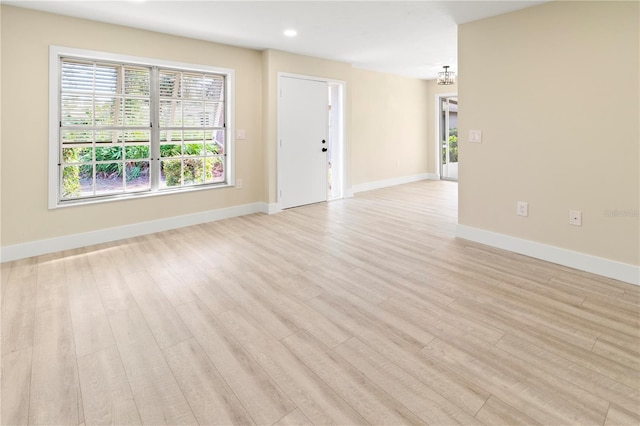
top-left (468, 130), bottom-right (482, 143)
top-left (517, 201), bottom-right (528, 217)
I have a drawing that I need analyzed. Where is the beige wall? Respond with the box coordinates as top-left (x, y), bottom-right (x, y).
top-left (426, 80), bottom-right (458, 176)
top-left (1, 6), bottom-right (263, 246)
top-left (1, 5), bottom-right (432, 249)
top-left (350, 68), bottom-right (430, 186)
top-left (458, 1), bottom-right (639, 266)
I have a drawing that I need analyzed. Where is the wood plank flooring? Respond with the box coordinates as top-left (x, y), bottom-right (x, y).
top-left (1, 180), bottom-right (639, 425)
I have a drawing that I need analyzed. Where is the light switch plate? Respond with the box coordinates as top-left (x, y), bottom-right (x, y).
top-left (469, 130), bottom-right (482, 143)
top-left (569, 210), bottom-right (582, 226)
top-left (236, 129), bottom-right (246, 140)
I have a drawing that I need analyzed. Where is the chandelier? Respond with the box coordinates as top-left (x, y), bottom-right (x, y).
top-left (437, 65), bottom-right (456, 85)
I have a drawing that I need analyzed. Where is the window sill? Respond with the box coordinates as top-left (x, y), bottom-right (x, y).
top-left (51, 182), bottom-right (234, 209)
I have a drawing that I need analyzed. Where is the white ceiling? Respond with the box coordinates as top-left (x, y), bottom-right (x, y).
top-left (5, 0), bottom-right (547, 79)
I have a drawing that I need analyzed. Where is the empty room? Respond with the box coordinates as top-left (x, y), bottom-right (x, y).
top-left (1, 1), bottom-right (639, 425)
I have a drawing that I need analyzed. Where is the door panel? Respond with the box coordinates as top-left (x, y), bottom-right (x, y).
top-left (279, 77), bottom-right (328, 209)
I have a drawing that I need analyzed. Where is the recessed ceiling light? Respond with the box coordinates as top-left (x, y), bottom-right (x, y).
top-left (284, 29), bottom-right (297, 37)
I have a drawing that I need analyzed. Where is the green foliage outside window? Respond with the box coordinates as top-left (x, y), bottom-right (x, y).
top-left (442, 128), bottom-right (458, 163)
top-left (62, 149), bottom-right (81, 198)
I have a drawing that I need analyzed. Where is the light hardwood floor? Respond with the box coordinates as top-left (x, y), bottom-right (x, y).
top-left (2, 180), bottom-right (639, 425)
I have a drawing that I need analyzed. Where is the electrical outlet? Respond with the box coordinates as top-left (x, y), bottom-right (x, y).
top-left (236, 178), bottom-right (243, 189)
top-left (517, 201), bottom-right (528, 217)
top-left (469, 130), bottom-right (483, 143)
top-left (569, 210), bottom-right (582, 226)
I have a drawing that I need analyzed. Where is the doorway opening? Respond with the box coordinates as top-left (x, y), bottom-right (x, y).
top-left (439, 96), bottom-right (458, 181)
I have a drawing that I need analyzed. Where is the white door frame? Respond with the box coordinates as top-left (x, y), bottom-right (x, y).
top-left (277, 72), bottom-right (347, 211)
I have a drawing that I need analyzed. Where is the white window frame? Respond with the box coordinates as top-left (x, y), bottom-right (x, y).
top-left (49, 45), bottom-right (235, 209)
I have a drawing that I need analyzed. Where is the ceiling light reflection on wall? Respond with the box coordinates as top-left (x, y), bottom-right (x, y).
top-left (284, 29), bottom-right (298, 37)
top-left (437, 65), bottom-right (456, 85)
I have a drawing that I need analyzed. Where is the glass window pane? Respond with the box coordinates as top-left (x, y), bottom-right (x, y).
top-left (160, 144), bottom-right (182, 157)
top-left (183, 157), bottom-right (204, 185)
top-left (204, 75), bottom-right (224, 101)
top-left (62, 130), bottom-right (93, 144)
top-left (95, 97), bottom-right (120, 126)
top-left (204, 102), bottom-right (224, 127)
top-left (159, 71), bottom-right (181, 98)
top-left (94, 64), bottom-right (119, 94)
top-left (183, 101), bottom-right (204, 127)
top-left (159, 100), bottom-right (182, 127)
top-left (79, 165), bottom-right (94, 197)
top-left (124, 98), bottom-right (150, 126)
top-left (61, 95), bottom-right (93, 126)
top-left (183, 130), bottom-right (203, 144)
top-left (160, 130), bottom-right (181, 143)
top-left (61, 61), bottom-right (94, 92)
top-left (62, 147), bottom-right (92, 164)
top-left (182, 73), bottom-right (204, 99)
top-left (124, 130), bottom-right (150, 144)
top-left (62, 165), bottom-right (83, 199)
top-left (124, 67), bottom-right (150, 96)
top-left (125, 145), bottom-right (149, 160)
top-left (96, 163), bottom-right (124, 194)
top-left (95, 130), bottom-right (119, 144)
top-left (206, 156), bottom-right (225, 183)
top-left (205, 130), bottom-right (225, 155)
top-left (161, 159), bottom-right (182, 188)
top-left (185, 143), bottom-right (203, 156)
top-left (96, 146), bottom-right (122, 162)
top-left (125, 161), bottom-right (150, 190)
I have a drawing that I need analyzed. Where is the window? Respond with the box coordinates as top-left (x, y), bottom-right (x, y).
top-left (49, 46), bottom-right (234, 208)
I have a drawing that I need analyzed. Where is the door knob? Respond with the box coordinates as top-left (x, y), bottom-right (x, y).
top-left (322, 147), bottom-right (328, 152)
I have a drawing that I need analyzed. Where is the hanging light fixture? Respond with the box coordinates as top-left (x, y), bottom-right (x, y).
top-left (437, 65), bottom-right (456, 85)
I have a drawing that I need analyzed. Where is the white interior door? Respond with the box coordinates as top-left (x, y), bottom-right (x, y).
top-left (279, 76), bottom-right (328, 209)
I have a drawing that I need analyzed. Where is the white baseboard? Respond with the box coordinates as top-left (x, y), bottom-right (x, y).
top-left (456, 224), bottom-right (640, 286)
top-left (266, 203), bottom-right (282, 214)
top-left (1, 202), bottom-right (269, 263)
top-left (352, 173), bottom-right (438, 194)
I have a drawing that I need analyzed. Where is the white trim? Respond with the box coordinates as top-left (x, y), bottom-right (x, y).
top-left (456, 224), bottom-right (640, 286)
top-left (266, 203), bottom-right (282, 215)
top-left (1, 202), bottom-right (267, 263)
top-left (352, 173), bottom-right (438, 194)
top-left (49, 47), bottom-right (61, 208)
top-left (435, 92), bottom-right (457, 180)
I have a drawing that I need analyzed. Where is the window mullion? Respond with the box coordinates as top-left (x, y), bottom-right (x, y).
top-left (150, 66), bottom-right (160, 191)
